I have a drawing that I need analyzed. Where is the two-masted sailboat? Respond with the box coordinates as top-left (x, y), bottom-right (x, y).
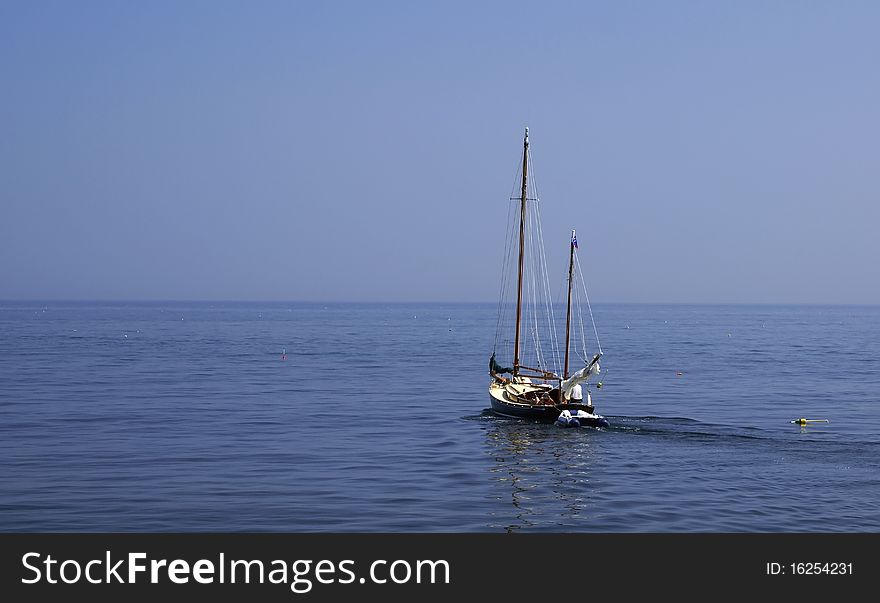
top-left (488, 128), bottom-right (609, 428)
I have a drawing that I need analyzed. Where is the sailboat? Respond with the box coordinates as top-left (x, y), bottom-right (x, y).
top-left (488, 127), bottom-right (609, 428)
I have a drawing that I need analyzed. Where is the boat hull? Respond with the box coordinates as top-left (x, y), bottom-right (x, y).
top-left (488, 394), bottom-right (609, 428)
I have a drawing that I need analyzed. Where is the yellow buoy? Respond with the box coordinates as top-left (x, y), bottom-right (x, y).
top-left (791, 418), bottom-right (829, 426)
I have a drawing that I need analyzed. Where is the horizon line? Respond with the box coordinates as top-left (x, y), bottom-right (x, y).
top-left (2, 298), bottom-right (879, 307)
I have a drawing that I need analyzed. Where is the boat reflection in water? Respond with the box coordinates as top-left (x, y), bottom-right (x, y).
top-left (483, 414), bottom-right (603, 532)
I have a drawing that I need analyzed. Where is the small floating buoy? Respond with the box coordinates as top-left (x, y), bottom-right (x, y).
top-left (676, 371), bottom-right (683, 376)
top-left (791, 418), bottom-right (829, 426)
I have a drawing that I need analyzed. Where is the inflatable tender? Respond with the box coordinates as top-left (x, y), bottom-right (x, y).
top-left (555, 409), bottom-right (610, 429)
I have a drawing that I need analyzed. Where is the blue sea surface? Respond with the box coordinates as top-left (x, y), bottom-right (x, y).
top-left (0, 302), bottom-right (878, 532)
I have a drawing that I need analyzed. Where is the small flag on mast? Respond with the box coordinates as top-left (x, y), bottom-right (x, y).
top-left (572, 231), bottom-right (578, 249)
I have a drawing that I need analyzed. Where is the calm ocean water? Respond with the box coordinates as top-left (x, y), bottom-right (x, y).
top-left (0, 302), bottom-right (878, 532)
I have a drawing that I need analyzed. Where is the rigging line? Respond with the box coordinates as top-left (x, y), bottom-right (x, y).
top-left (509, 149), bottom-right (523, 203)
top-left (581, 276), bottom-right (590, 359)
top-left (493, 199), bottom-right (511, 351)
top-left (497, 148), bottom-right (525, 358)
top-left (534, 206), bottom-right (547, 371)
top-left (571, 274), bottom-right (583, 365)
top-left (494, 198), bottom-right (516, 353)
top-left (504, 202), bottom-right (518, 323)
top-left (534, 207), bottom-right (547, 372)
top-left (527, 146), bottom-right (556, 374)
top-left (527, 198), bottom-right (545, 372)
top-left (575, 251), bottom-right (602, 355)
top-left (569, 251), bottom-right (588, 363)
top-left (547, 231), bottom-right (561, 373)
top-left (534, 196), bottom-right (560, 375)
top-left (500, 196), bottom-right (520, 353)
top-left (574, 272), bottom-right (588, 363)
top-left (525, 200), bottom-right (540, 370)
top-left (543, 252), bottom-right (557, 371)
top-left (553, 255), bottom-right (570, 363)
top-left (529, 146), bottom-right (561, 376)
top-left (579, 278), bottom-right (588, 360)
top-left (526, 199), bottom-right (535, 368)
top-left (554, 270), bottom-right (566, 311)
top-left (535, 205), bottom-right (553, 372)
top-left (554, 272), bottom-right (569, 365)
top-left (528, 147), bottom-right (538, 200)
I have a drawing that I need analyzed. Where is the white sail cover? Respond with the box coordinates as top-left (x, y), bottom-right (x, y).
top-left (561, 354), bottom-right (601, 400)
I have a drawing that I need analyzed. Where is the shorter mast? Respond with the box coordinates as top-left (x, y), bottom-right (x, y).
top-left (563, 229), bottom-right (576, 380)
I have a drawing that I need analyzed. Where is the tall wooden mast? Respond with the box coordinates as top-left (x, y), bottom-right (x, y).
top-left (563, 229), bottom-right (576, 379)
top-left (513, 127), bottom-right (529, 376)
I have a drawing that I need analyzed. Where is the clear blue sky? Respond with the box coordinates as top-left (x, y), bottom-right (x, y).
top-left (1, 1), bottom-right (878, 303)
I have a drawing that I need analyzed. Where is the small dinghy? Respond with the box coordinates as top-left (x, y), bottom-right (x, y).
top-left (556, 410), bottom-right (580, 427)
top-left (555, 409), bottom-right (610, 429)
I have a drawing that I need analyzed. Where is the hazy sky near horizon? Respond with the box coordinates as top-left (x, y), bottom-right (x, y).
top-left (2, 1), bottom-right (878, 303)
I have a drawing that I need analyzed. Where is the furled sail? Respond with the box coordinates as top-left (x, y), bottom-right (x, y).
top-left (561, 353), bottom-right (601, 399)
top-left (489, 353), bottom-right (514, 375)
